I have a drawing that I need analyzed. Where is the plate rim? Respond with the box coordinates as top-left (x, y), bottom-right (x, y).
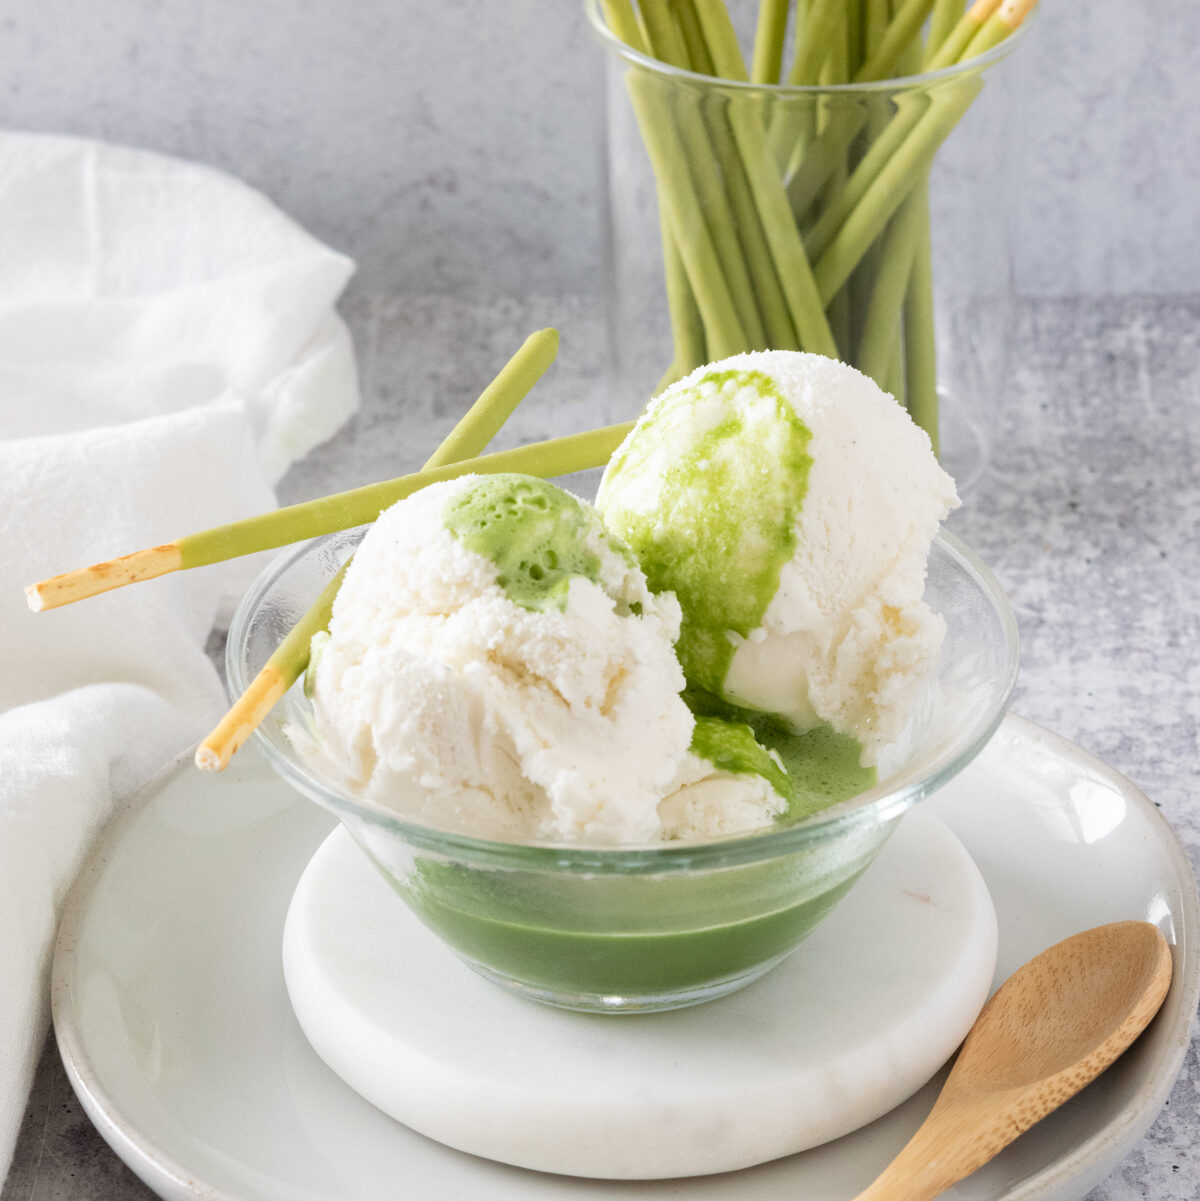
top-left (51, 742), bottom-right (249, 1201)
top-left (50, 714), bottom-right (1200, 1201)
top-left (970, 715), bottom-right (1200, 1201)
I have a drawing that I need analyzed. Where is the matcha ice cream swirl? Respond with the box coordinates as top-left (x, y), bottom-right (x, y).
top-left (598, 366), bottom-right (813, 697)
top-left (597, 351), bottom-right (959, 764)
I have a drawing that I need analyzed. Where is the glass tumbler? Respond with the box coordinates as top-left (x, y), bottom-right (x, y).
top-left (589, 1), bottom-right (1026, 494)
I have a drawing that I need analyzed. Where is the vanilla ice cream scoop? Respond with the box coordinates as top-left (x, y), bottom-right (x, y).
top-left (297, 473), bottom-right (694, 844)
top-left (596, 351), bottom-right (959, 764)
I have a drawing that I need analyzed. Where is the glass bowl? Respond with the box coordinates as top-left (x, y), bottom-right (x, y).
top-left (227, 524), bottom-right (1018, 1014)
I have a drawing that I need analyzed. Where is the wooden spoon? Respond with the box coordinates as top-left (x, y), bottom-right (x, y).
top-left (854, 920), bottom-right (1173, 1201)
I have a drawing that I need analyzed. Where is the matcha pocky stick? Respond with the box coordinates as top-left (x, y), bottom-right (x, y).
top-left (26, 331), bottom-right (631, 612)
top-left (642, 8), bottom-right (770, 350)
top-left (926, 0), bottom-right (968, 61)
top-left (903, 187), bottom-right (940, 451)
top-left (665, 0), bottom-right (801, 352)
top-left (925, 0), bottom-right (1003, 69)
top-left (194, 327), bottom-right (566, 769)
top-left (600, 4), bottom-right (713, 388)
top-left (810, 74), bottom-right (980, 306)
top-left (750, 0), bottom-right (790, 85)
top-left (193, 558), bottom-right (350, 773)
top-left (182, 421), bottom-right (633, 569)
top-left (686, 0), bottom-right (839, 359)
top-left (805, 0), bottom-right (1035, 306)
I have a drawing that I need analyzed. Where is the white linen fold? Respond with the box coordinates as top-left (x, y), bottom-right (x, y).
top-left (0, 130), bottom-right (361, 1179)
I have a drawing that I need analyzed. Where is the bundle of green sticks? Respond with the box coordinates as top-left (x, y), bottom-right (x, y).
top-left (599, 0), bottom-right (1036, 449)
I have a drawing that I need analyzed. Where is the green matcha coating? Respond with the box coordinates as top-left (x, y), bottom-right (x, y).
top-left (685, 690), bottom-right (875, 821)
top-left (754, 721), bottom-right (876, 819)
top-left (689, 715), bottom-right (794, 808)
top-left (600, 369), bottom-right (812, 695)
top-left (443, 474), bottom-right (608, 613)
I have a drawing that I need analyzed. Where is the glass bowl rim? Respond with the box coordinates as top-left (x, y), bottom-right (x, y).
top-left (582, 0), bottom-right (1031, 96)
top-left (227, 525), bottom-right (1018, 875)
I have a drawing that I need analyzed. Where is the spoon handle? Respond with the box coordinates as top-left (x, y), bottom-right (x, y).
top-left (852, 1099), bottom-right (1003, 1201)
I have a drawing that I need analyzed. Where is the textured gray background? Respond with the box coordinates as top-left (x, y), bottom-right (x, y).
top-left (1, 1), bottom-right (1198, 1198)
top-left (0, 0), bottom-right (1196, 297)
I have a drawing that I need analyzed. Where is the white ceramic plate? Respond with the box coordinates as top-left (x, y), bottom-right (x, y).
top-left (52, 715), bottom-right (1199, 1201)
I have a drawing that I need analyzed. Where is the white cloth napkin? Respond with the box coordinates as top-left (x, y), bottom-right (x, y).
top-left (0, 131), bottom-right (360, 1179)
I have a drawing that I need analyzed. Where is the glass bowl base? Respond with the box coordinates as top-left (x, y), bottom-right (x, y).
top-left (461, 953), bottom-right (790, 1014)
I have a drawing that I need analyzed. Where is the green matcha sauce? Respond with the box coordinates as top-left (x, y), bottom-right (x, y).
top-left (599, 369), bottom-right (812, 695)
top-left (764, 723), bottom-right (876, 817)
top-left (686, 691), bottom-right (875, 822)
top-left (442, 474), bottom-right (609, 612)
top-left (689, 715), bottom-right (794, 809)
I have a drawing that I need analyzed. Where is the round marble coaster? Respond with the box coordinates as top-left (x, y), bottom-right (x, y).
top-left (282, 806), bottom-right (997, 1180)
